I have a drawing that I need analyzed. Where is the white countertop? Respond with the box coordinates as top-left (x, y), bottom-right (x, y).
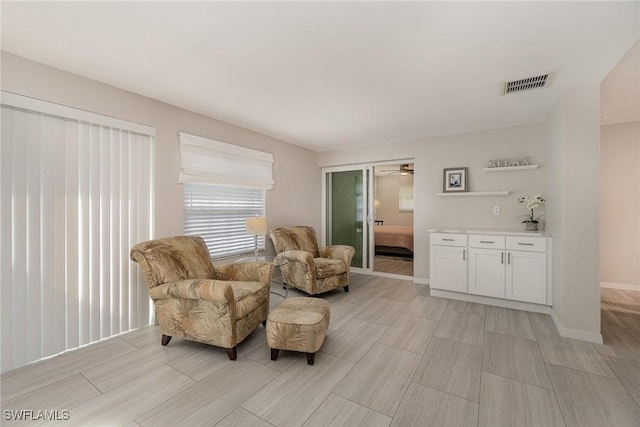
top-left (428, 227), bottom-right (550, 237)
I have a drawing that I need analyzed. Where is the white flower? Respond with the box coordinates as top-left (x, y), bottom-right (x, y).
top-left (518, 194), bottom-right (545, 223)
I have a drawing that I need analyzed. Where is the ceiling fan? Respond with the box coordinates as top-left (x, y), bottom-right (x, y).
top-left (377, 164), bottom-right (414, 176)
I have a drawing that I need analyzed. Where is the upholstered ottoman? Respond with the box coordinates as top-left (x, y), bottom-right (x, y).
top-left (266, 297), bottom-right (330, 365)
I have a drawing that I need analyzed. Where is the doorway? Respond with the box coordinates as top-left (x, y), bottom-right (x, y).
top-left (372, 164), bottom-right (414, 277)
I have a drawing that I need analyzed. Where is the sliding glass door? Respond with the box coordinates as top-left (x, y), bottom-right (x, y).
top-left (324, 167), bottom-right (372, 270)
top-left (323, 160), bottom-right (415, 276)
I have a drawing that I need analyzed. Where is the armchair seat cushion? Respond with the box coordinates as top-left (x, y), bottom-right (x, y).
top-left (314, 258), bottom-right (347, 279)
top-left (232, 281), bottom-right (270, 319)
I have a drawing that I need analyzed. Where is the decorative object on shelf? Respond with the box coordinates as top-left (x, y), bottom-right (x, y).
top-left (488, 157), bottom-right (531, 168)
top-left (518, 194), bottom-right (545, 231)
top-left (443, 167), bottom-right (468, 193)
top-left (246, 216), bottom-right (268, 259)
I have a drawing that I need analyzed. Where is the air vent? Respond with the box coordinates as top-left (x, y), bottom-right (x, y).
top-left (503, 73), bottom-right (552, 95)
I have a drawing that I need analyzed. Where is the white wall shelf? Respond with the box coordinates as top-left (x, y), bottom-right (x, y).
top-left (437, 191), bottom-right (510, 197)
top-left (483, 165), bottom-right (538, 172)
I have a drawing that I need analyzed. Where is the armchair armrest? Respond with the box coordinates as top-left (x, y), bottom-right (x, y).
top-left (319, 245), bottom-right (356, 272)
top-left (149, 279), bottom-right (235, 305)
top-left (215, 262), bottom-right (274, 284)
top-left (279, 250), bottom-right (315, 271)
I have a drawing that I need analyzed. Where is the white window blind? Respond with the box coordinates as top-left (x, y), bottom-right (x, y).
top-left (184, 184), bottom-right (265, 259)
top-left (179, 132), bottom-right (271, 259)
top-left (179, 132), bottom-right (274, 189)
top-left (0, 92), bottom-right (154, 373)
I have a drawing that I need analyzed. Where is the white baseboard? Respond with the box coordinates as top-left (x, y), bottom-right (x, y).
top-left (600, 281), bottom-right (640, 292)
top-left (549, 309), bottom-right (604, 344)
top-left (352, 267), bottom-right (426, 283)
top-left (429, 289), bottom-right (551, 314)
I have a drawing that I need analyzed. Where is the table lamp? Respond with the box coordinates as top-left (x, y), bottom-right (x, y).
top-left (246, 216), bottom-right (267, 259)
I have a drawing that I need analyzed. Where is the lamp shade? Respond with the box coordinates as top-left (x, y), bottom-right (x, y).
top-left (246, 217), bottom-right (268, 235)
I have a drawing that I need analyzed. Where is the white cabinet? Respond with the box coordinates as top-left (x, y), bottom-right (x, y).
top-left (430, 232), bottom-right (551, 307)
top-left (505, 239), bottom-right (547, 304)
top-left (430, 233), bottom-right (467, 293)
top-left (468, 248), bottom-right (505, 298)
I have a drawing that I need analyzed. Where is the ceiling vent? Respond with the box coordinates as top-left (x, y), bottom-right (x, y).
top-left (503, 73), bottom-right (553, 95)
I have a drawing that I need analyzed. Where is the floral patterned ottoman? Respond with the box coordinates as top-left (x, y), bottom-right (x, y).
top-left (266, 297), bottom-right (330, 365)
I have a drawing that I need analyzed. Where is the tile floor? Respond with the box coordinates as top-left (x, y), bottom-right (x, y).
top-left (2, 276), bottom-right (639, 426)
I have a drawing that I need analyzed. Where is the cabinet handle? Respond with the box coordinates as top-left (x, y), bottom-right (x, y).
top-left (463, 249), bottom-right (466, 261)
top-left (480, 240), bottom-right (494, 244)
top-left (517, 242), bottom-right (534, 246)
top-left (508, 252), bottom-right (511, 264)
top-left (501, 252), bottom-right (504, 264)
top-left (442, 238), bottom-right (455, 241)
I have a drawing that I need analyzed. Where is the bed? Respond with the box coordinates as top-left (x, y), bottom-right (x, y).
top-left (374, 225), bottom-right (414, 258)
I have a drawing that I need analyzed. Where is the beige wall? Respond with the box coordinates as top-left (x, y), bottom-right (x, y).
top-left (319, 123), bottom-right (548, 283)
top-left (546, 93), bottom-right (565, 328)
top-left (546, 85), bottom-right (602, 342)
top-left (1, 52), bottom-right (321, 252)
top-left (600, 122), bottom-right (640, 289)
top-left (375, 174), bottom-right (414, 227)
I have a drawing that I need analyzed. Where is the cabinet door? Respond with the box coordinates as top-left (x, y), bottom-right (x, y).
top-left (468, 248), bottom-right (505, 298)
top-left (430, 245), bottom-right (467, 292)
top-left (506, 250), bottom-right (546, 304)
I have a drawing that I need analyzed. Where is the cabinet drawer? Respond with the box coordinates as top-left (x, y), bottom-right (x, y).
top-left (431, 233), bottom-right (467, 247)
top-left (506, 236), bottom-right (546, 252)
top-left (468, 235), bottom-right (505, 249)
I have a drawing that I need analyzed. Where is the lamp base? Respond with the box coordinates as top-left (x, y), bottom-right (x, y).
top-left (254, 235), bottom-right (259, 259)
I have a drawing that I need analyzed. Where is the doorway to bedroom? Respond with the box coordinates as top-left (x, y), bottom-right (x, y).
top-left (373, 164), bottom-right (414, 276)
top-left (322, 160), bottom-right (414, 279)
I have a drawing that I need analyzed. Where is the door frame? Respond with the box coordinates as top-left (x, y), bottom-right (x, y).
top-left (321, 159), bottom-right (415, 276)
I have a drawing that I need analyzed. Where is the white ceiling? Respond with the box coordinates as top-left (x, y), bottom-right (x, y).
top-left (1, 2), bottom-right (638, 152)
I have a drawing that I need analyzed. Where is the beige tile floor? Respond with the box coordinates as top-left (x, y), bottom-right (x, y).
top-left (374, 256), bottom-right (413, 276)
top-left (2, 276), bottom-right (640, 427)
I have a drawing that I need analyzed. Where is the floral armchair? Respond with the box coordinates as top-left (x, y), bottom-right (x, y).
top-left (130, 235), bottom-right (273, 360)
top-left (268, 226), bottom-right (355, 295)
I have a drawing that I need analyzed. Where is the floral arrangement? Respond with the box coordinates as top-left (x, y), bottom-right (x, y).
top-left (518, 194), bottom-right (545, 223)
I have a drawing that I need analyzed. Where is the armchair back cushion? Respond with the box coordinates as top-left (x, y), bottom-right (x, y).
top-left (131, 235), bottom-right (216, 288)
top-left (269, 226), bottom-right (320, 257)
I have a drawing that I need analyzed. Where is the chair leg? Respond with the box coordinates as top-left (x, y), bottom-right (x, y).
top-left (343, 285), bottom-right (349, 293)
top-left (271, 348), bottom-right (279, 361)
top-left (161, 335), bottom-right (172, 346)
top-left (306, 352), bottom-right (315, 365)
top-left (225, 346), bottom-right (237, 361)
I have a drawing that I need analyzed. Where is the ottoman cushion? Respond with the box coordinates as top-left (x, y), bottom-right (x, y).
top-left (267, 297), bottom-right (330, 354)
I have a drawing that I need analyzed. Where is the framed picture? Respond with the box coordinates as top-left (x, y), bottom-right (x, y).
top-left (443, 167), bottom-right (468, 192)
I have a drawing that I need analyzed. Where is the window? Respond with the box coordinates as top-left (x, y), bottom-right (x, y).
top-left (179, 132), bottom-right (273, 259)
top-left (399, 185), bottom-right (414, 212)
top-left (1, 92), bottom-right (154, 372)
top-left (184, 184), bottom-right (265, 259)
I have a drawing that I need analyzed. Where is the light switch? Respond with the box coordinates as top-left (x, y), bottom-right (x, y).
top-left (493, 206), bottom-right (501, 215)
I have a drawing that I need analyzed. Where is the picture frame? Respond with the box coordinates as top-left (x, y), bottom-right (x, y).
top-left (443, 167), bottom-right (468, 192)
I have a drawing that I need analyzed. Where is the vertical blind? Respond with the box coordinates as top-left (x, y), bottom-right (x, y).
top-left (179, 132), bottom-right (271, 259)
top-left (0, 92), bottom-right (154, 372)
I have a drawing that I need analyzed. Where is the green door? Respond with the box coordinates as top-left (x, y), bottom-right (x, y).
top-left (326, 169), bottom-right (368, 268)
